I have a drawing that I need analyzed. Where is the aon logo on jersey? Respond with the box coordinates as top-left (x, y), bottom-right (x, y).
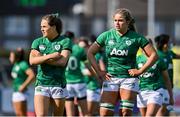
top-left (140, 72), bottom-right (154, 78)
top-left (110, 48), bottom-right (128, 56)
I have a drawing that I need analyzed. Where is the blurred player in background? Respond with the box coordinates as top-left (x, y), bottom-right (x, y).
top-left (136, 39), bottom-right (173, 116)
top-left (81, 37), bottom-right (106, 116)
top-left (155, 34), bottom-right (180, 116)
top-left (9, 48), bottom-right (35, 116)
top-left (65, 34), bottom-right (88, 116)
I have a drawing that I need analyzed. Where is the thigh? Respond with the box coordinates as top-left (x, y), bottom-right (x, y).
top-left (78, 99), bottom-right (88, 116)
top-left (52, 98), bottom-right (66, 116)
top-left (65, 100), bottom-right (76, 116)
top-left (100, 79), bottom-right (119, 116)
top-left (101, 79), bottom-right (119, 104)
top-left (146, 103), bottom-right (161, 116)
top-left (139, 107), bottom-right (147, 117)
top-left (34, 95), bottom-right (50, 116)
top-left (12, 92), bottom-right (27, 116)
top-left (101, 91), bottom-right (118, 104)
top-left (120, 88), bottom-right (137, 101)
top-left (87, 101), bottom-right (99, 115)
top-left (13, 101), bottom-right (27, 116)
top-left (156, 104), bottom-right (168, 116)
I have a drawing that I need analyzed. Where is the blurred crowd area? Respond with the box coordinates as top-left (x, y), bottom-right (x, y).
top-left (0, 0), bottom-right (180, 115)
top-left (0, 0), bottom-right (180, 53)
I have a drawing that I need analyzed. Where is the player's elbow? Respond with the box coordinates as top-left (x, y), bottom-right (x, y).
top-left (29, 59), bottom-right (38, 66)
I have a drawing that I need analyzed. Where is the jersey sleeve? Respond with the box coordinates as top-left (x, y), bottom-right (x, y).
top-left (96, 32), bottom-right (107, 47)
top-left (31, 38), bottom-right (40, 51)
top-left (138, 36), bottom-right (149, 48)
top-left (20, 61), bottom-right (29, 71)
top-left (61, 37), bottom-right (72, 52)
top-left (158, 58), bottom-right (167, 72)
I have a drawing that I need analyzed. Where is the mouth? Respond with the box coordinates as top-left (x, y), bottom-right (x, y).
top-left (42, 31), bottom-right (45, 35)
top-left (42, 33), bottom-right (46, 37)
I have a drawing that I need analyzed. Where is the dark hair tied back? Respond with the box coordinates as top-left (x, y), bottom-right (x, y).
top-left (15, 48), bottom-right (25, 62)
top-left (131, 18), bottom-right (135, 24)
top-left (155, 34), bottom-right (170, 50)
top-left (42, 13), bottom-right (62, 34)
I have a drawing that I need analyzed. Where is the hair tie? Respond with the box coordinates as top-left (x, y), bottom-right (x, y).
top-left (52, 13), bottom-right (59, 18)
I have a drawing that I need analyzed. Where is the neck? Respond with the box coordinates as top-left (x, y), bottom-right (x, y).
top-left (116, 28), bottom-right (128, 36)
top-left (162, 47), bottom-right (168, 52)
top-left (49, 33), bottom-right (59, 40)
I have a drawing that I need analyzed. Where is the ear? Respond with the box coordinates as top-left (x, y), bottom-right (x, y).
top-left (51, 25), bottom-right (57, 32)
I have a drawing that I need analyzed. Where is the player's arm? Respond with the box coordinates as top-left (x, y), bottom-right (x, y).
top-left (129, 43), bottom-right (158, 76)
top-left (99, 57), bottom-right (106, 72)
top-left (45, 49), bottom-right (71, 67)
top-left (162, 70), bottom-right (174, 105)
top-left (87, 42), bottom-right (111, 80)
top-left (87, 42), bottom-right (102, 75)
top-left (141, 43), bottom-right (158, 73)
top-left (174, 53), bottom-right (180, 59)
top-left (29, 49), bottom-right (61, 65)
top-left (19, 68), bottom-right (35, 92)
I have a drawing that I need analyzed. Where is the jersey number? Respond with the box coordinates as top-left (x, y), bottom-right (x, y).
top-left (67, 56), bottom-right (78, 70)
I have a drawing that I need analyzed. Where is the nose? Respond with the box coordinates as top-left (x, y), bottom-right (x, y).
top-left (115, 21), bottom-right (119, 24)
top-left (41, 29), bottom-right (44, 33)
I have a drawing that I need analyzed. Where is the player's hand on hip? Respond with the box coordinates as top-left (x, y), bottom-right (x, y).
top-left (128, 69), bottom-right (141, 76)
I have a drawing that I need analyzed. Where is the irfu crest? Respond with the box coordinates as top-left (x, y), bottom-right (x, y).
top-left (55, 45), bottom-right (61, 51)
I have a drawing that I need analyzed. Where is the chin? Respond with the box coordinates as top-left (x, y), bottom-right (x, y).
top-left (116, 28), bottom-right (121, 31)
top-left (43, 35), bottom-right (47, 38)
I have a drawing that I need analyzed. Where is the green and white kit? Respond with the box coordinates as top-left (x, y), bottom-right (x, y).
top-left (31, 36), bottom-right (72, 87)
top-left (96, 28), bottom-right (149, 78)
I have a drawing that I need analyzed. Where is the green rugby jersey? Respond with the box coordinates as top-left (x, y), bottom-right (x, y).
top-left (157, 50), bottom-right (176, 87)
top-left (31, 36), bottom-right (72, 87)
top-left (11, 61), bottom-right (29, 91)
top-left (84, 53), bottom-right (101, 90)
top-left (137, 54), bottom-right (166, 91)
top-left (96, 28), bottom-right (149, 78)
top-left (65, 44), bottom-right (86, 83)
